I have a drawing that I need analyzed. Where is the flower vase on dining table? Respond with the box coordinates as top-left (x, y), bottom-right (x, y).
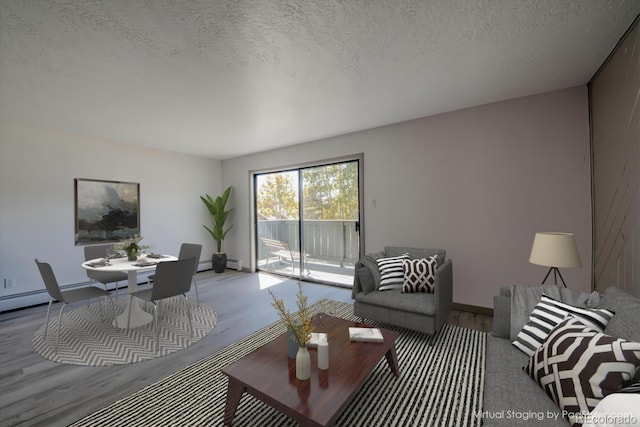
top-left (126, 249), bottom-right (138, 261)
top-left (114, 234), bottom-right (148, 262)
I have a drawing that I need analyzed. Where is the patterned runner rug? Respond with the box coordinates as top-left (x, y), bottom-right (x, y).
top-left (71, 299), bottom-right (486, 426)
top-left (32, 297), bottom-right (217, 366)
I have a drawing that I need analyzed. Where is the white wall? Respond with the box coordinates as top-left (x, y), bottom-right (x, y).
top-left (0, 120), bottom-right (221, 311)
top-left (222, 87), bottom-right (592, 308)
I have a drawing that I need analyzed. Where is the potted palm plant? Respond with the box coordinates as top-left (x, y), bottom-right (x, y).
top-left (200, 186), bottom-right (233, 273)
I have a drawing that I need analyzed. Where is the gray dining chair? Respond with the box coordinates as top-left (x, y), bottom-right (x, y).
top-left (147, 243), bottom-right (202, 302)
top-left (84, 244), bottom-right (127, 298)
top-left (35, 258), bottom-right (116, 352)
top-left (127, 257), bottom-right (196, 352)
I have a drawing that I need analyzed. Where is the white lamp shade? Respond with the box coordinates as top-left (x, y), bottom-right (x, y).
top-left (529, 232), bottom-right (582, 268)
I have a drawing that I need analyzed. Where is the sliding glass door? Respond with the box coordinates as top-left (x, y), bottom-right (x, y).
top-left (255, 158), bottom-right (362, 286)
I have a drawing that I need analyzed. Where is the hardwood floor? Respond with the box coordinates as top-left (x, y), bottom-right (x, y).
top-left (0, 271), bottom-right (491, 426)
top-left (447, 309), bottom-right (493, 333)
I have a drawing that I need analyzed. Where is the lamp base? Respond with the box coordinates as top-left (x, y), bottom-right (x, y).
top-left (541, 267), bottom-right (567, 288)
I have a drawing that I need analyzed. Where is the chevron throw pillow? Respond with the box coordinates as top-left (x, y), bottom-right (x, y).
top-left (513, 294), bottom-right (615, 356)
top-left (377, 254), bottom-right (409, 290)
top-left (523, 316), bottom-right (640, 425)
top-left (402, 256), bottom-right (437, 293)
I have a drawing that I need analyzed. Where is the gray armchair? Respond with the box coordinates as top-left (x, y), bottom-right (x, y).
top-left (352, 246), bottom-right (453, 336)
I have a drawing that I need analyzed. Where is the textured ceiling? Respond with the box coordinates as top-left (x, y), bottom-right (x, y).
top-left (1, 1), bottom-right (639, 159)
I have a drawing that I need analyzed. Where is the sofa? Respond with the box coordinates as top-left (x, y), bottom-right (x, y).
top-left (351, 246), bottom-right (453, 336)
top-left (483, 284), bottom-right (640, 426)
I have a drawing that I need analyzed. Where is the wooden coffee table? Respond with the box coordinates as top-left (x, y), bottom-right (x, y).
top-left (221, 312), bottom-right (400, 426)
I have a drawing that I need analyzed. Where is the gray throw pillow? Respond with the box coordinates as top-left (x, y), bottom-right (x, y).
top-left (362, 254), bottom-right (382, 290)
top-left (559, 287), bottom-right (598, 308)
top-left (597, 287), bottom-right (640, 342)
top-left (357, 264), bottom-right (375, 294)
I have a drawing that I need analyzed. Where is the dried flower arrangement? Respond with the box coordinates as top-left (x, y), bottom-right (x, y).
top-left (268, 281), bottom-right (315, 347)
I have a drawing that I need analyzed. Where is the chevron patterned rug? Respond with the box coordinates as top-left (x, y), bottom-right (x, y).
top-left (71, 299), bottom-right (486, 427)
top-left (32, 297), bottom-right (217, 366)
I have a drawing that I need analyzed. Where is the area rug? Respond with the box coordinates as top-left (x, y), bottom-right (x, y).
top-left (32, 297), bottom-right (217, 366)
top-left (71, 299), bottom-right (486, 426)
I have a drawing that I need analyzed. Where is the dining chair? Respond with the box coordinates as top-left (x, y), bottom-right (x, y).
top-left (35, 258), bottom-right (116, 353)
top-left (147, 243), bottom-right (202, 302)
top-left (127, 257), bottom-right (197, 352)
top-left (84, 244), bottom-right (127, 299)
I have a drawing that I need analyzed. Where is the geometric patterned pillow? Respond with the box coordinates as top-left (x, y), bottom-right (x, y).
top-left (513, 294), bottom-right (615, 356)
top-left (523, 316), bottom-right (640, 425)
top-left (401, 256), bottom-right (437, 293)
top-left (377, 253), bottom-right (409, 291)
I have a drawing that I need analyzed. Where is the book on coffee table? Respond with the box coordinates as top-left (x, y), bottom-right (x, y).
top-left (348, 327), bottom-right (384, 343)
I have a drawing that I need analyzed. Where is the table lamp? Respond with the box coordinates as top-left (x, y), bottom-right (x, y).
top-left (529, 232), bottom-right (581, 287)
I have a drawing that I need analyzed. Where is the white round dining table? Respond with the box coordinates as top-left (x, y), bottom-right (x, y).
top-left (82, 255), bottom-right (178, 329)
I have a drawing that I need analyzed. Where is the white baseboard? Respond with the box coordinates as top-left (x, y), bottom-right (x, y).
top-left (0, 271), bottom-right (154, 313)
top-left (226, 258), bottom-right (243, 271)
top-left (0, 289), bottom-right (52, 312)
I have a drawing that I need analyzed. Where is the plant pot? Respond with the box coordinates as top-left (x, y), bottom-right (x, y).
top-left (212, 252), bottom-right (227, 273)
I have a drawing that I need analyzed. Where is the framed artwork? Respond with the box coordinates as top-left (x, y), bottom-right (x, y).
top-left (74, 178), bottom-right (140, 245)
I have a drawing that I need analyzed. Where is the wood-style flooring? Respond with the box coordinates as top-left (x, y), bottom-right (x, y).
top-left (0, 270), bottom-right (492, 426)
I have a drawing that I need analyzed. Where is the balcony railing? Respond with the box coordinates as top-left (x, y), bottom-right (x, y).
top-left (257, 219), bottom-right (360, 267)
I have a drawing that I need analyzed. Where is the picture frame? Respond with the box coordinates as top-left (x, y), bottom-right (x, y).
top-left (74, 178), bottom-right (140, 245)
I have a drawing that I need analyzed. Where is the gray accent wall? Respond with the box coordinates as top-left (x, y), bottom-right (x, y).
top-left (223, 86), bottom-right (592, 308)
top-left (590, 18), bottom-right (640, 298)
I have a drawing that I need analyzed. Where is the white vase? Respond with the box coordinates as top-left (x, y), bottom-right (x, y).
top-left (296, 345), bottom-right (311, 381)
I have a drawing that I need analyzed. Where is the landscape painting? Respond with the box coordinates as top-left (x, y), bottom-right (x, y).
top-left (75, 178), bottom-right (140, 245)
